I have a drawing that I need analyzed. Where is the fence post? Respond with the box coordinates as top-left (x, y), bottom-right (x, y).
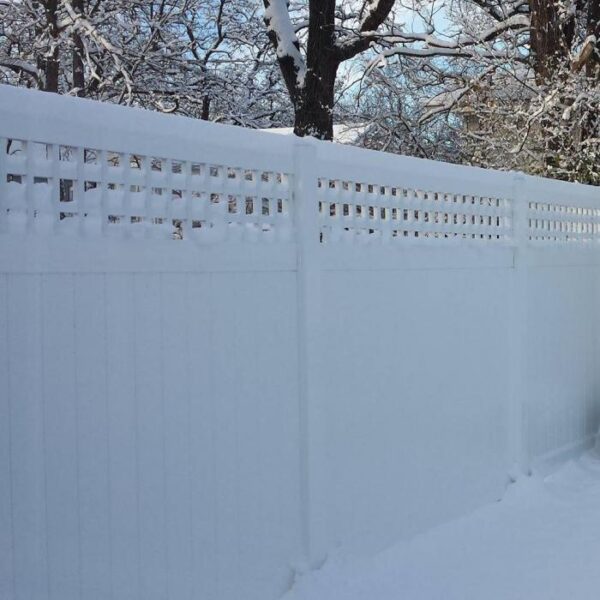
top-left (508, 172), bottom-right (530, 475)
top-left (293, 137), bottom-right (328, 571)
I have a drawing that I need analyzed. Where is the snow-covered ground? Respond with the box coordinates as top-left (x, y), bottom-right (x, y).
top-left (285, 447), bottom-right (600, 600)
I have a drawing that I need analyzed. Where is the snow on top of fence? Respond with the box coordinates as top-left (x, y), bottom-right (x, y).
top-left (0, 84), bottom-right (598, 245)
top-left (0, 86), bottom-right (293, 242)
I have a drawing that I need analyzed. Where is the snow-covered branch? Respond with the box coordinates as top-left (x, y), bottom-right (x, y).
top-left (0, 57), bottom-right (39, 82)
top-left (262, 0), bottom-right (306, 90)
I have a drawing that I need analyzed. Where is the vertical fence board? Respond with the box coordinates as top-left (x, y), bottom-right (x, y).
top-left (133, 273), bottom-right (168, 600)
top-left (186, 273), bottom-right (218, 600)
top-left (8, 274), bottom-right (48, 600)
top-left (211, 272), bottom-right (243, 600)
top-left (41, 274), bottom-right (80, 600)
top-left (254, 272), bottom-right (302, 585)
top-left (162, 273), bottom-right (193, 600)
top-left (74, 274), bottom-right (111, 600)
top-left (0, 274), bottom-right (14, 600)
top-left (229, 271), bottom-right (262, 597)
top-left (105, 273), bottom-right (139, 600)
top-left (234, 271), bottom-right (302, 595)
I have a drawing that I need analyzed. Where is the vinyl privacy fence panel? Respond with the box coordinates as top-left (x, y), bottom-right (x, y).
top-left (0, 85), bottom-right (599, 600)
top-left (0, 258), bottom-right (303, 600)
top-left (0, 87), bottom-right (303, 600)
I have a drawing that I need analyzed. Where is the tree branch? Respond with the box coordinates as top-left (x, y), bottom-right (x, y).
top-left (334, 0), bottom-right (396, 61)
top-left (0, 57), bottom-right (40, 83)
top-left (262, 0), bottom-right (306, 101)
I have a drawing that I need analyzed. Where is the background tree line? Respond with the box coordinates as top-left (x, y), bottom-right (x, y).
top-left (1, 0), bottom-right (598, 184)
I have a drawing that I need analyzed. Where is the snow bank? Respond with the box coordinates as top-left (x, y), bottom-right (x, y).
top-left (284, 450), bottom-right (600, 600)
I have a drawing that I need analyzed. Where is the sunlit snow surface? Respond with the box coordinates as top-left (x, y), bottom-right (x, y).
top-left (286, 448), bottom-right (600, 600)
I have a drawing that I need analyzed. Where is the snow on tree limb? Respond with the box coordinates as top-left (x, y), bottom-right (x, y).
top-left (334, 0), bottom-right (396, 61)
top-left (419, 87), bottom-right (472, 124)
top-left (0, 0), bottom-right (287, 127)
top-left (572, 35), bottom-right (597, 72)
top-left (0, 57), bottom-right (39, 82)
top-left (469, 13), bottom-right (530, 43)
top-left (365, 12), bottom-right (529, 71)
top-left (419, 66), bottom-right (497, 124)
top-left (359, 0), bottom-right (396, 33)
top-left (469, 0), bottom-right (529, 21)
top-left (263, 0), bottom-right (306, 90)
top-left (336, 1), bottom-right (528, 65)
top-left (61, 0), bottom-right (134, 100)
top-left (368, 45), bottom-right (522, 71)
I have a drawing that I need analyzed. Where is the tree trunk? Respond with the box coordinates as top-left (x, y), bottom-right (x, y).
top-left (201, 95), bottom-right (211, 120)
top-left (529, 0), bottom-right (573, 83)
top-left (37, 0), bottom-right (60, 92)
top-left (581, 0), bottom-right (600, 152)
top-left (264, 0), bottom-right (395, 141)
top-left (529, 0), bottom-right (560, 82)
top-left (587, 0), bottom-right (600, 77)
top-left (293, 61), bottom-right (337, 140)
top-left (72, 0), bottom-right (85, 96)
top-left (293, 0), bottom-right (338, 140)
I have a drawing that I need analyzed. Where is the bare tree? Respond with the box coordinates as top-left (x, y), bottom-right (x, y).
top-left (348, 0), bottom-right (599, 183)
top-left (262, 0), bottom-right (398, 139)
top-left (0, 0), bottom-right (290, 127)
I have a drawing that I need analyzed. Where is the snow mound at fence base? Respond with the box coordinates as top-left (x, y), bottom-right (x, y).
top-left (284, 448), bottom-right (600, 600)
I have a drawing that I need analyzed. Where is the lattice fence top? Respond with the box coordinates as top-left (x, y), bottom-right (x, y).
top-left (0, 85), bottom-right (598, 247)
top-left (1, 139), bottom-right (293, 242)
top-left (317, 177), bottom-right (511, 244)
top-left (528, 202), bottom-right (599, 244)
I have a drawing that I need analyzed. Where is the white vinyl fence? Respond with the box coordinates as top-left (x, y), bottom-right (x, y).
top-left (1, 84), bottom-right (599, 600)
